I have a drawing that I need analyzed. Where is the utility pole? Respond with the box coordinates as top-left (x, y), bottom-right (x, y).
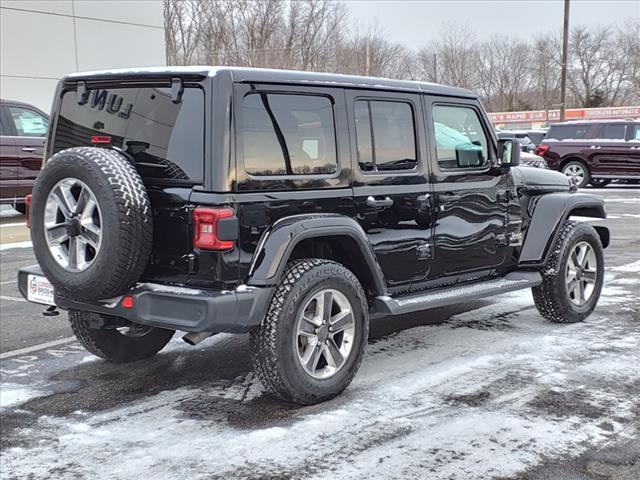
top-left (559, 0), bottom-right (570, 122)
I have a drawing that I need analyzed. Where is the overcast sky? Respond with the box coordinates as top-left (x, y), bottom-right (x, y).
top-left (343, 0), bottom-right (640, 49)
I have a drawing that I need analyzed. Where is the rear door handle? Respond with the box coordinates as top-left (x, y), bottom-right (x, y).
top-left (440, 192), bottom-right (462, 203)
top-left (366, 196), bottom-right (394, 208)
top-left (630, 146), bottom-right (640, 150)
top-left (21, 147), bottom-right (36, 152)
top-left (590, 145), bottom-right (602, 150)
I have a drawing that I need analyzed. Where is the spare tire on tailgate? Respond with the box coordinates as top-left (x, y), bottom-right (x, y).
top-left (30, 147), bottom-right (152, 301)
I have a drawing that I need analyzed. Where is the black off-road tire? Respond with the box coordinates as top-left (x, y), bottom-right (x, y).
top-left (31, 147), bottom-right (152, 301)
top-left (251, 259), bottom-right (369, 405)
top-left (533, 220), bottom-right (604, 323)
top-left (69, 311), bottom-right (174, 363)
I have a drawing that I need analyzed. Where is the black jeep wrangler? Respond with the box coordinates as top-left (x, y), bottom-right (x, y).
top-left (18, 67), bottom-right (609, 405)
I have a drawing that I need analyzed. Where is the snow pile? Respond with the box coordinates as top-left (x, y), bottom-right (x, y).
top-left (1, 260), bottom-right (639, 479)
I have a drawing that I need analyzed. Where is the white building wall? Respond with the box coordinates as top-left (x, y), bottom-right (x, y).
top-left (0, 0), bottom-right (165, 113)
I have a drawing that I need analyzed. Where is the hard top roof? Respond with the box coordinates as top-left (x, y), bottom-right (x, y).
top-left (64, 66), bottom-right (476, 98)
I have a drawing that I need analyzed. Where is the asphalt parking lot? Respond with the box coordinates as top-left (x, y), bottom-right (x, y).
top-left (0, 187), bottom-right (639, 480)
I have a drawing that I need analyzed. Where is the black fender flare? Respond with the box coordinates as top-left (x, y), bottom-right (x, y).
top-left (519, 192), bottom-right (608, 265)
top-left (246, 213), bottom-right (387, 295)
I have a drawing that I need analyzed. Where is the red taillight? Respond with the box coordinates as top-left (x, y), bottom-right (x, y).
top-left (121, 296), bottom-right (134, 309)
top-left (535, 144), bottom-right (549, 157)
top-left (192, 207), bottom-right (235, 251)
top-left (25, 194), bottom-right (32, 228)
top-left (90, 135), bottom-right (112, 145)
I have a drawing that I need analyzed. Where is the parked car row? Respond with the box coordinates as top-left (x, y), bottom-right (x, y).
top-left (0, 99), bottom-right (48, 213)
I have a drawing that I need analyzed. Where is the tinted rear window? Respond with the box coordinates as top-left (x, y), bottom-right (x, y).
top-left (55, 87), bottom-right (204, 182)
top-left (240, 93), bottom-right (337, 176)
top-left (546, 124), bottom-right (589, 140)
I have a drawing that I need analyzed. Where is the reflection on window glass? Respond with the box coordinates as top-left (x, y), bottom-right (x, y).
top-left (354, 100), bottom-right (417, 172)
top-left (56, 87), bottom-right (204, 181)
top-left (598, 124), bottom-right (626, 140)
top-left (634, 126), bottom-right (640, 140)
top-left (432, 105), bottom-right (489, 169)
top-left (242, 93), bottom-right (337, 176)
top-left (9, 107), bottom-right (48, 137)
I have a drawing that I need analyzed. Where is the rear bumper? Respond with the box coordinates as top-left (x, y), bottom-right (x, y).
top-left (17, 265), bottom-right (272, 334)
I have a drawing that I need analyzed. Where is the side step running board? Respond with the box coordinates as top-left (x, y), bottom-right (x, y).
top-left (371, 271), bottom-right (542, 316)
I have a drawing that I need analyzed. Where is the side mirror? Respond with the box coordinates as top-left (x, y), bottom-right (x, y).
top-left (455, 144), bottom-right (484, 168)
top-left (498, 139), bottom-right (520, 167)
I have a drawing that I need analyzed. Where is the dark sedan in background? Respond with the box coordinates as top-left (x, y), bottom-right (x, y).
top-left (0, 99), bottom-right (48, 214)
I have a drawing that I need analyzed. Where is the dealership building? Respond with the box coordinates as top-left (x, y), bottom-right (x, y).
top-left (0, 0), bottom-right (165, 113)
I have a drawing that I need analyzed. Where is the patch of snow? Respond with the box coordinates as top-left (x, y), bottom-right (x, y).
top-left (610, 260), bottom-right (640, 273)
top-left (136, 283), bottom-right (202, 296)
top-left (0, 384), bottom-right (42, 409)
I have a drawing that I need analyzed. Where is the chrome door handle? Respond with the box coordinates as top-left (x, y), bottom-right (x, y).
top-left (590, 145), bottom-right (602, 149)
top-left (366, 196), bottom-right (394, 208)
top-left (630, 146), bottom-right (640, 150)
top-left (21, 147), bottom-right (36, 152)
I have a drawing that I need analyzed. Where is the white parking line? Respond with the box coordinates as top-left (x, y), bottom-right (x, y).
top-left (0, 336), bottom-right (77, 360)
top-left (0, 241), bottom-right (32, 251)
top-left (0, 222), bottom-right (27, 228)
top-left (0, 295), bottom-right (26, 303)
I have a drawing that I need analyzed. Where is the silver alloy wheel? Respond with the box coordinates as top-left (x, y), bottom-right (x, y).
top-left (566, 241), bottom-right (598, 306)
top-left (44, 178), bottom-right (102, 272)
top-left (294, 288), bottom-right (355, 380)
top-left (563, 163), bottom-right (586, 185)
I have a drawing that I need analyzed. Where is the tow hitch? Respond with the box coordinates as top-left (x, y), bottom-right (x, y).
top-left (43, 305), bottom-right (59, 317)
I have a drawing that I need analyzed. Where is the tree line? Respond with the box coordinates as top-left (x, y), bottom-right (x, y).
top-left (164, 0), bottom-right (640, 112)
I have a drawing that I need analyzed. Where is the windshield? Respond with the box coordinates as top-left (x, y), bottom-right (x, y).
top-left (54, 86), bottom-right (204, 182)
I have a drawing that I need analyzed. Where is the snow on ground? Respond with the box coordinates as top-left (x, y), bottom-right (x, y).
top-left (1, 261), bottom-right (639, 480)
top-left (0, 384), bottom-right (45, 409)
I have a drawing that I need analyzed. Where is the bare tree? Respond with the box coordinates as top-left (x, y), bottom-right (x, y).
top-left (415, 24), bottom-right (479, 89)
top-left (163, 2), bottom-right (639, 111)
top-left (531, 31), bottom-right (562, 112)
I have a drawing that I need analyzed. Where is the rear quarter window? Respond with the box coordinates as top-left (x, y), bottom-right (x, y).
top-left (54, 86), bottom-right (204, 182)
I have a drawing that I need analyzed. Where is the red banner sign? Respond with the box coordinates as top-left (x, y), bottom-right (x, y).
top-left (488, 106), bottom-right (640, 124)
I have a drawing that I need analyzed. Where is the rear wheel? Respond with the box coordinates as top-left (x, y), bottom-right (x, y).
top-left (69, 311), bottom-right (174, 363)
top-left (562, 161), bottom-right (590, 188)
top-left (533, 220), bottom-right (604, 323)
top-left (30, 147), bottom-right (152, 300)
top-left (251, 259), bottom-right (368, 404)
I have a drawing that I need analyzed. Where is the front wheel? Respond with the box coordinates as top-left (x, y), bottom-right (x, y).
top-left (533, 220), bottom-right (604, 323)
top-left (251, 259), bottom-right (369, 405)
top-left (70, 311), bottom-right (174, 362)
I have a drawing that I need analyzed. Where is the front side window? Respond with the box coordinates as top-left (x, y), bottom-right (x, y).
top-left (354, 100), bottom-right (417, 172)
top-left (56, 87), bottom-right (204, 182)
top-left (432, 105), bottom-right (489, 170)
top-left (9, 107), bottom-right (48, 137)
top-left (241, 93), bottom-right (337, 176)
top-left (597, 124), bottom-right (626, 140)
top-left (633, 125), bottom-right (640, 140)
